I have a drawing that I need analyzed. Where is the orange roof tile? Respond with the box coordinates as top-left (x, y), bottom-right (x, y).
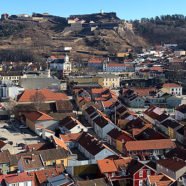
top-left (4, 172), bottom-right (33, 184)
top-left (60, 133), bottom-right (82, 142)
top-left (162, 83), bottom-right (182, 88)
top-left (97, 159), bottom-right (117, 173)
top-left (52, 136), bottom-right (68, 151)
top-left (148, 174), bottom-right (174, 186)
top-left (24, 111), bottom-right (54, 121)
top-left (18, 89), bottom-right (68, 102)
top-left (125, 139), bottom-right (176, 151)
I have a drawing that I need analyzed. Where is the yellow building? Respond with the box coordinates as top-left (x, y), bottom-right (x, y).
top-left (68, 74), bottom-right (120, 89)
top-left (95, 74), bottom-right (120, 89)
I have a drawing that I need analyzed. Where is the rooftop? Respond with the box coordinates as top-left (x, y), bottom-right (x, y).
top-left (125, 139), bottom-right (176, 151)
top-left (157, 158), bottom-right (186, 172)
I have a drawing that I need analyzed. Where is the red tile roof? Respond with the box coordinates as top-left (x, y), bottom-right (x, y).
top-left (18, 89), bottom-right (68, 102)
top-left (52, 136), bottom-right (68, 151)
top-left (35, 167), bottom-right (63, 185)
top-left (162, 83), bottom-right (182, 88)
top-left (4, 172), bottom-right (33, 184)
top-left (60, 133), bottom-right (82, 143)
top-left (24, 111), bottom-right (54, 121)
top-left (88, 58), bottom-right (103, 64)
top-left (125, 139), bottom-right (176, 151)
top-left (97, 159), bottom-right (117, 173)
top-left (148, 174), bottom-right (174, 186)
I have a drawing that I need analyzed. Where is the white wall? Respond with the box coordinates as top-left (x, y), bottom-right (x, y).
top-left (175, 110), bottom-right (186, 121)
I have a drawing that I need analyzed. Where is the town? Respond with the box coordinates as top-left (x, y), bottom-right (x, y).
top-left (0, 10), bottom-right (186, 186)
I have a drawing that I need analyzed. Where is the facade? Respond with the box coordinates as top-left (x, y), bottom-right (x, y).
top-left (124, 139), bottom-right (176, 156)
top-left (23, 111), bottom-right (58, 135)
top-left (96, 74), bottom-right (120, 89)
top-left (161, 83), bottom-right (182, 96)
top-left (93, 115), bottom-right (116, 139)
top-left (175, 104), bottom-right (186, 121)
top-left (157, 159), bottom-right (186, 180)
top-left (59, 116), bottom-right (88, 134)
top-left (77, 132), bottom-right (115, 160)
top-left (143, 106), bottom-right (169, 126)
top-left (160, 119), bottom-right (183, 139)
top-left (0, 72), bottom-right (23, 85)
top-left (4, 173), bottom-right (33, 186)
top-left (103, 62), bottom-right (134, 72)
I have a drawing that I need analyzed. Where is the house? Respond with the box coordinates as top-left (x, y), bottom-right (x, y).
top-left (127, 160), bottom-right (156, 186)
top-left (19, 70), bottom-right (61, 90)
top-left (133, 127), bottom-right (166, 140)
top-left (95, 74), bottom-right (120, 89)
top-left (97, 157), bottom-right (132, 181)
top-left (34, 167), bottom-right (64, 186)
top-left (18, 154), bottom-right (44, 172)
top-left (146, 91), bottom-right (181, 108)
top-left (103, 62), bottom-right (134, 72)
top-left (17, 89), bottom-right (69, 103)
top-left (47, 173), bottom-right (74, 186)
top-left (175, 125), bottom-right (186, 147)
top-left (161, 83), bottom-right (182, 96)
top-left (87, 58), bottom-right (104, 70)
top-left (143, 105), bottom-right (169, 126)
top-left (23, 111), bottom-right (58, 135)
top-left (165, 148), bottom-right (186, 162)
top-left (0, 71), bottom-right (23, 85)
top-left (120, 89), bottom-right (145, 108)
top-left (157, 159), bottom-right (186, 180)
top-left (59, 116), bottom-right (87, 134)
top-left (60, 133), bottom-right (82, 149)
top-left (160, 119), bottom-right (183, 138)
top-left (77, 132), bottom-right (115, 160)
top-left (16, 148), bottom-right (69, 168)
top-left (3, 172), bottom-right (34, 186)
top-left (0, 150), bottom-right (11, 174)
top-left (92, 114), bottom-right (116, 139)
top-left (147, 173), bottom-right (175, 186)
top-left (107, 128), bottom-right (134, 153)
top-left (124, 139), bottom-right (176, 156)
top-left (175, 104), bottom-right (186, 121)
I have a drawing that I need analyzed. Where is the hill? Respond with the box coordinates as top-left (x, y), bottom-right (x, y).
top-left (1, 13), bottom-right (186, 62)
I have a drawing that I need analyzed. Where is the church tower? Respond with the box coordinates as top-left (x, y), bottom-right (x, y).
top-left (63, 54), bottom-right (72, 77)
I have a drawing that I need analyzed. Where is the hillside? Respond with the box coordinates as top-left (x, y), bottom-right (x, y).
top-left (1, 13), bottom-right (186, 62)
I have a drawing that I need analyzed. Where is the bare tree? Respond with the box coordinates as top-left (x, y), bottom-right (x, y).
top-left (30, 91), bottom-right (46, 111)
top-left (4, 99), bottom-right (17, 116)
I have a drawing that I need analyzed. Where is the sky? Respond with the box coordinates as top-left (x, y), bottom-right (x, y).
top-left (1, 0), bottom-right (186, 20)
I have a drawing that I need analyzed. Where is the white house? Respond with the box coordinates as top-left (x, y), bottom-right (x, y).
top-left (143, 105), bottom-right (169, 126)
top-left (93, 115), bottom-right (116, 139)
top-left (59, 116), bottom-right (87, 134)
top-left (77, 132), bottom-right (115, 160)
top-left (161, 83), bottom-right (182, 96)
top-left (4, 173), bottom-right (33, 186)
top-left (175, 104), bottom-right (186, 121)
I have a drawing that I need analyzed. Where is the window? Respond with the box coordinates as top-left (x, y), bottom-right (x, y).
top-left (139, 170), bottom-right (143, 177)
